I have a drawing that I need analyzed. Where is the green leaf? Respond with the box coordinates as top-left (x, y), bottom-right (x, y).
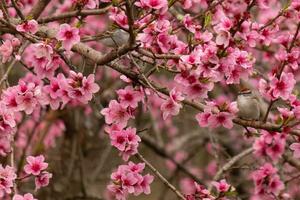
top-left (283, 0), bottom-right (291, 11)
top-left (112, 0), bottom-right (119, 6)
top-left (204, 11), bottom-right (212, 28)
top-left (75, 21), bottom-right (83, 28)
top-left (225, 190), bottom-right (238, 196)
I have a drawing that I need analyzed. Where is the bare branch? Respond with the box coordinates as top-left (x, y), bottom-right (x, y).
top-left (136, 152), bottom-right (186, 200)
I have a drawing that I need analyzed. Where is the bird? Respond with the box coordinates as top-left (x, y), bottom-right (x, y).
top-left (237, 88), bottom-right (262, 121)
top-left (100, 29), bottom-right (130, 48)
top-left (237, 79), bottom-right (268, 121)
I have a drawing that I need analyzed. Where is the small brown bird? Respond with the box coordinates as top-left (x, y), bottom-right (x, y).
top-left (237, 88), bottom-right (262, 120)
top-left (100, 29), bottom-right (129, 47)
top-left (237, 78), bottom-right (268, 121)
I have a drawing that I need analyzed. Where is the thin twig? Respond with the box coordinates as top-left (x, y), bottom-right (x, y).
top-left (38, 7), bottom-right (111, 23)
top-left (11, 0), bottom-right (25, 20)
top-left (136, 152), bottom-right (186, 200)
top-left (212, 147), bottom-right (253, 182)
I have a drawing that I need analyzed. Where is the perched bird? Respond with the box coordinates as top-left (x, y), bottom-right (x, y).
top-left (100, 29), bottom-right (130, 48)
top-left (237, 88), bottom-right (261, 120)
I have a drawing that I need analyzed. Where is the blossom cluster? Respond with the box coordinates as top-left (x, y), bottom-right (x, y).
top-left (24, 155), bottom-right (52, 190)
top-left (253, 130), bottom-right (286, 161)
top-left (0, 165), bottom-right (16, 195)
top-left (0, 155), bottom-right (51, 199)
top-left (196, 97), bottom-right (237, 129)
top-left (101, 86), bottom-right (144, 160)
top-left (0, 37), bottom-right (21, 63)
top-left (251, 163), bottom-right (284, 199)
top-left (185, 182), bottom-right (215, 200)
top-left (107, 162), bottom-right (154, 200)
top-left (109, 127), bottom-right (141, 161)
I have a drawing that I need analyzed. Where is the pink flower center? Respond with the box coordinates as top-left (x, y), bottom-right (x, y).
top-left (9, 98), bottom-right (17, 107)
top-left (188, 56), bottom-right (195, 64)
top-left (31, 163), bottom-right (41, 173)
top-left (52, 83), bottom-right (60, 92)
top-left (116, 136), bottom-right (125, 144)
top-left (191, 84), bottom-right (203, 93)
top-left (124, 93), bottom-right (133, 102)
top-left (166, 101), bottom-right (174, 109)
top-left (217, 115), bottom-right (226, 123)
top-left (64, 31), bottom-right (74, 39)
top-left (149, 0), bottom-right (160, 7)
top-left (24, 95), bottom-right (32, 103)
top-left (236, 56), bottom-right (246, 64)
top-left (117, 110), bottom-right (126, 119)
top-left (187, 76), bottom-right (196, 84)
top-left (276, 81), bottom-right (286, 90)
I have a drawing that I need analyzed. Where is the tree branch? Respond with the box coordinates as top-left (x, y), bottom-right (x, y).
top-left (136, 152), bottom-right (186, 200)
top-left (38, 7), bottom-right (111, 23)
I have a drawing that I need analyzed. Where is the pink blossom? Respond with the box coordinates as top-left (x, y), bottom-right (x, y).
top-left (196, 98), bottom-right (236, 129)
top-left (138, 0), bottom-right (167, 10)
top-left (216, 30), bottom-right (230, 47)
top-left (101, 100), bottom-right (133, 126)
top-left (252, 163), bottom-right (284, 197)
top-left (184, 182), bottom-right (215, 200)
top-left (196, 112), bottom-right (211, 127)
top-left (257, 0), bottom-right (272, 9)
top-left (0, 103), bottom-right (16, 136)
top-left (157, 32), bottom-right (171, 53)
top-left (15, 81), bottom-right (42, 115)
top-left (260, 25), bottom-right (278, 46)
top-left (16, 20), bottom-right (38, 34)
top-left (270, 72), bottom-right (296, 100)
top-left (137, 24), bottom-right (156, 48)
top-left (108, 162), bottom-right (153, 199)
top-left (66, 71), bottom-right (100, 104)
top-left (154, 19), bottom-right (170, 33)
top-left (127, 161), bottom-right (145, 173)
top-left (81, 74), bottom-right (100, 102)
top-left (109, 7), bottom-right (129, 29)
top-left (160, 98), bottom-right (182, 120)
top-left (139, 174), bottom-right (154, 195)
top-left (287, 49), bottom-right (299, 70)
top-left (278, 107), bottom-right (294, 120)
top-left (170, 88), bottom-right (184, 102)
top-left (43, 75), bottom-right (64, 108)
top-left (11, 38), bottom-right (21, 47)
top-left (24, 155), bottom-right (48, 176)
top-left (0, 165), bottom-right (16, 194)
top-left (259, 78), bottom-right (273, 100)
top-left (32, 43), bottom-right (53, 60)
top-left (186, 82), bottom-right (213, 99)
top-left (56, 24), bottom-right (80, 50)
top-left (16, 90), bottom-right (38, 114)
top-left (183, 14), bottom-right (197, 33)
top-left (208, 112), bottom-right (233, 129)
top-left (13, 193), bottom-right (37, 200)
top-left (181, 53), bottom-right (201, 66)
top-left (253, 131), bottom-right (286, 161)
top-left (35, 171), bottom-right (52, 190)
top-left (212, 179), bottom-right (230, 193)
top-left (0, 40), bottom-right (13, 63)
top-left (110, 130), bottom-right (127, 151)
top-left (290, 143), bottom-right (300, 158)
top-left (109, 127), bottom-right (141, 161)
top-left (71, 0), bottom-right (97, 8)
top-left (117, 86), bottom-right (143, 108)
